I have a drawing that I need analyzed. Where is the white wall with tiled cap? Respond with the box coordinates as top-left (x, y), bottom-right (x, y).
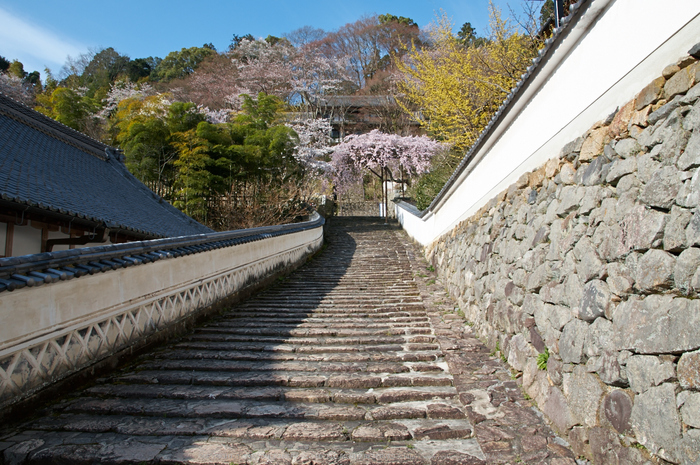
top-left (0, 224), bottom-right (323, 408)
top-left (397, 0), bottom-right (700, 246)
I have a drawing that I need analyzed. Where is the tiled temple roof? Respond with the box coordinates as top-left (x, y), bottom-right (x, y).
top-left (0, 93), bottom-right (212, 238)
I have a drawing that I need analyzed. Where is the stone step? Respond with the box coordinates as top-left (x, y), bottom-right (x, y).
top-left (217, 312), bottom-right (430, 321)
top-left (62, 396), bottom-right (466, 423)
top-left (24, 416), bottom-right (474, 446)
top-left (116, 370), bottom-right (453, 389)
top-left (232, 304), bottom-right (426, 313)
top-left (191, 326), bottom-right (433, 337)
top-left (181, 334), bottom-right (435, 346)
top-left (84, 384), bottom-right (457, 404)
top-left (137, 358), bottom-right (431, 374)
top-left (154, 349), bottom-right (439, 363)
top-left (171, 341), bottom-right (440, 353)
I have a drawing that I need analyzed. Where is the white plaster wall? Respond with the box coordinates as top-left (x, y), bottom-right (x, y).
top-left (0, 226), bottom-right (323, 352)
top-left (12, 224), bottom-right (41, 256)
top-left (398, 0), bottom-right (700, 246)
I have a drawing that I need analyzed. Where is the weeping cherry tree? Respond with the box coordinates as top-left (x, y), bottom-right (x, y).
top-left (331, 129), bottom-right (444, 220)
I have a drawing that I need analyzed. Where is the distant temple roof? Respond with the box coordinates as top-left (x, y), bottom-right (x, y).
top-left (0, 93), bottom-right (213, 239)
top-left (318, 95), bottom-right (396, 108)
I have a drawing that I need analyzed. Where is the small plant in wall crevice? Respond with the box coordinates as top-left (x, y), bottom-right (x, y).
top-left (537, 347), bottom-right (549, 370)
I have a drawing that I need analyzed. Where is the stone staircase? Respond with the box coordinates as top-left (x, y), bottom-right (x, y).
top-left (0, 218), bottom-right (577, 464)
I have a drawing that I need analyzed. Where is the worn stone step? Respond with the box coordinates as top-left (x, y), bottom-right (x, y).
top-left (216, 313), bottom-right (430, 322)
top-left (171, 341), bottom-right (440, 354)
top-left (62, 396), bottom-right (465, 423)
top-left (116, 370), bottom-right (453, 389)
top-left (197, 325), bottom-right (433, 336)
top-left (27, 416), bottom-right (474, 447)
top-left (236, 302), bottom-right (426, 311)
top-left (84, 384), bottom-right (457, 404)
top-left (136, 358), bottom-right (416, 374)
top-left (204, 321), bottom-right (431, 331)
top-left (182, 334), bottom-right (432, 346)
top-left (154, 349), bottom-right (439, 363)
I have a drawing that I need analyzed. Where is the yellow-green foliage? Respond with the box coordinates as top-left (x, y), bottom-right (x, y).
top-left (396, 4), bottom-right (539, 152)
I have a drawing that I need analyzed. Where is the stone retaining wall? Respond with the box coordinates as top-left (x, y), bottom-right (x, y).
top-left (426, 51), bottom-right (700, 463)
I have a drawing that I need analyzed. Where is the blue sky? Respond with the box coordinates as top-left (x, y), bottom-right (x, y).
top-left (1, 0), bottom-right (534, 78)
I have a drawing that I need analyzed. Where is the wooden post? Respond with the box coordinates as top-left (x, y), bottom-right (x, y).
top-left (384, 167), bottom-right (389, 224)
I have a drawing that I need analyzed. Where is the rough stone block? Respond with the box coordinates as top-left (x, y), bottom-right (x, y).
top-left (543, 386), bottom-right (575, 433)
top-left (562, 365), bottom-right (604, 427)
top-left (677, 168), bottom-right (700, 209)
top-left (665, 66), bottom-right (694, 100)
top-left (678, 56), bottom-right (698, 69)
top-left (606, 275), bottom-right (632, 296)
top-left (580, 127), bottom-right (609, 161)
top-left (545, 157), bottom-right (562, 178)
top-left (678, 350), bottom-right (700, 390)
top-left (526, 263), bottom-right (550, 292)
top-left (614, 295), bottom-right (700, 353)
top-left (507, 334), bottom-right (535, 372)
top-left (631, 383), bottom-right (683, 463)
top-left (613, 138), bottom-right (641, 159)
top-left (629, 105), bottom-right (652, 128)
top-left (559, 163), bottom-right (576, 184)
top-left (684, 98), bottom-right (700, 131)
top-left (681, 392), bottom-right (700, 428)
top-left (603, 390), bottom-right (633, 433)
top-left (578, 280), bottom-right (611, 322)
top-left (675, 247), bottom-right (700, 293)
top-left (635, 153), bottom-right (660, 184)
top-left (626, 355), bottom-right (676, 393)
top-left (608, 100), bottom-right (635, 139)
top-left (658, 126), bottom-right (691, 163)
top-left (636, 77), bottom-right (666, 110)
top-left (636, 249), bottom-right (676, 292)
top-left (580, 157), bottom-right (607, 186)
top-left (595, 351), bottom-right (624, 386)
top-left (529, 166), bottom-right (546, 188)
top-left (663, 64), bottom-right (681, 79)
top-left (640, 166), bottom-right (682, 209)
top-left (678, 429), bottom-right (700, 465)
top-left (605, 157), bottom-right (636, 184)
top-left (560, 137), bottom-right (584, 160)
top-left (648, 95), bottom-right (683, 126)
top-left (665, 206), bottom-right (693, 251)
top-left (679, 128), bottom-right (700, 171)
top-left (522, 293), bottom-right (543, 316)
top-left (687, 209), bottom-right (700, 246)
top-left (583, 317), bottom-right (614, 358)
top-left (589, 426), bottom-right (648, 465)
top-left (559, 318), bottom-right (589, 364)
top-left (615, 173), bottom-right (639, 194)
top-left (620, 205), bottom-right (667, 252)
top-left (538, 304), bottom-right (572, 334)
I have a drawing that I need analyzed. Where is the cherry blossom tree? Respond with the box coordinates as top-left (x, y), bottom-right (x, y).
top-left (286, 116), bottom-right (333, 173)
top-left (331, 129), bottom-right (444, 218)
top-left (228, 38), bottom-right (351, 111)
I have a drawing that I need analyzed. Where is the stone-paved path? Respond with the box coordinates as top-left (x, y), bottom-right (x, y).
top-left (0, 218), bottom-right (577, 464)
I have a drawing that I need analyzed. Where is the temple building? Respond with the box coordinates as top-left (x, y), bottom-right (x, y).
top-left (0, 93), bottom-right (212, 258)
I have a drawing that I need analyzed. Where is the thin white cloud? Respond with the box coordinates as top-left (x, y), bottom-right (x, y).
top-left (0, 7), bottom-right (86, 75)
